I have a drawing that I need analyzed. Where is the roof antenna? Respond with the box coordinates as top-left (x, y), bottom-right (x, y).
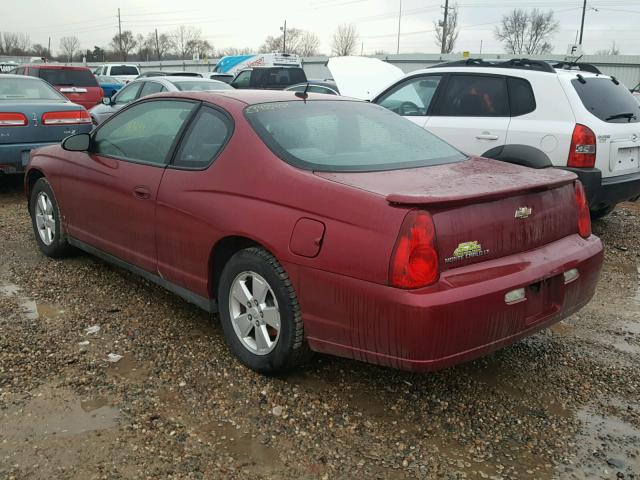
top-left (295, 82), bottom-right (310, 101)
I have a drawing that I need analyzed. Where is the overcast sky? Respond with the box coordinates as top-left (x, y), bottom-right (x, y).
top-left (5, 0), bottom-right (640, 56)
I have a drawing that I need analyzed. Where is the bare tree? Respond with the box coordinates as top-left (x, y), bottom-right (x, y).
top-left (259, 28), bottom-right (320, 56)
top-left (494, 8), bottom-right (558, 55)
top-left (31, 43), bottom-right (50, 59)
top-left (434, 4), bottom-right (460, 54)
top-left (2, 33), bottom-right (21, 55)
top-left (298, 32), bottom-right (320, 56)
top-left (172, 25), bottom-right (201, 60)
top-left (595, 41), bottom-right (620, 56)
top-left (150, 32), bottom-right (173, 61)
top-left (110, 31), bottom-right (137, 61)
top-left (331, 24), bottom-right (358, 56)
top-left (59, 36), bottom-right (80, 62)
top-left (187, 39), bottom-right (214, 59)
top-left (218, 47), bottom-right (253, 56)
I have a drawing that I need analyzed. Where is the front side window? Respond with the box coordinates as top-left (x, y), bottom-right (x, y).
top-left (436, 74), bottom-right (508, 117)
top-left (173, 106), bottom-right (232, 169)
top-left (93, 100), bottom-right (196, 165)
top-left (114, 82), bottom-right (142, 105)
top-left (139, 81), bottom-right (165, 97)
top-left (232, 71), bottom-right (251, 88)
top-left (377, 75), bottom-right (442, 116)
top-left (245, 100), bottom-right (465, 172)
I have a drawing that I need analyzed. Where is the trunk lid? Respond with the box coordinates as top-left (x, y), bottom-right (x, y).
top-left (35, 67), bottom-right (102, 110)
top-left (316, 157), bottom-right (580, 270)
top-left (327, 56), bottom-right (404, 100)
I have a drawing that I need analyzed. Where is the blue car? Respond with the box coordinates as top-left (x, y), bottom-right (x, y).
top-left (0, 74), bottom-right (92, 174)
top-left (96, 75), bottom-right (124, 98)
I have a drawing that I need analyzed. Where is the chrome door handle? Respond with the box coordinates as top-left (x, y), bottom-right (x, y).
top-left (475, 134), bottom-right (499, 140)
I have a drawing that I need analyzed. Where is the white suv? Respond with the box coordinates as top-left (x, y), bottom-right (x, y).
top-left (371, 59), bottom-right (640, 218)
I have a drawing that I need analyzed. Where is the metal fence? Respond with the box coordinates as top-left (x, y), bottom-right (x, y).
top-left (3, 53), bottom-right (640, 89)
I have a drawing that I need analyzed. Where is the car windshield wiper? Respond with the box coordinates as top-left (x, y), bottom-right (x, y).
top-left (605, 112), bottom-right (637, 122)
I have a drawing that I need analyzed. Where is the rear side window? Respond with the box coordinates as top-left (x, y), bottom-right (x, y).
top-left (110, 66), bottom-right (139, 76)
top-left (173, 106), bottom-right (231, 169)
top-left (507, 77), bottom-right (536, 116)
top-left (37, 68), bottom-right (98, 87)
top-left (245, 100), bottom-right (465, 172)
top-left (139, 81), bottom-right (165, 97)
top-left (436, 74), bottom-right (508, 117)
top-left (571, 77), bottom-right (640, 123)
top-left (233, 71), bottom-right (251, 88)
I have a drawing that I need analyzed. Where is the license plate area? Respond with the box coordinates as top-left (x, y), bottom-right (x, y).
top-left (524, 276), bottom-right (562, 325)
top-left (611, 145), bottom-right (640, 173)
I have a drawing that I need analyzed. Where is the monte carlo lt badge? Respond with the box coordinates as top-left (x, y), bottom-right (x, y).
top-left (445, 241), bottom-right (490, 264)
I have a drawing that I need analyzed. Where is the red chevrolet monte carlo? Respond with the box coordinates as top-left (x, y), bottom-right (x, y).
top-left (24, 90), bottom-right (604, 374)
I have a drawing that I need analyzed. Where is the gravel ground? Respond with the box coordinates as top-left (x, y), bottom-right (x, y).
top-left (0, 176), bottom-right (638, 480)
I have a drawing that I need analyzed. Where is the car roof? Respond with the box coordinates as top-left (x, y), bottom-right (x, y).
top-left (18, 64), bottom-right (91, 71)
top-left (152, 89), bottom-right (357, 105)
top-left (408, 64), bottom-right (611, 81)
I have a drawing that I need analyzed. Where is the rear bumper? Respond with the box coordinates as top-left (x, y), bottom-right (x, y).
top-left (289, 234), bottom-right (603, 372)
top-left (563, 167), bottom-right (640, 209)
top-left (0, 142), bottom-right (58, 174)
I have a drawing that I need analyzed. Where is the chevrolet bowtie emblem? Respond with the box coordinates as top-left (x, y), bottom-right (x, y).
top-left (515, 207), bottom-right (533, 219)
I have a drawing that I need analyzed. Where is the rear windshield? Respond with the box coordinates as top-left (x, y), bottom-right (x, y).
top-left (245, 101), bottom-right (466, 172)
top-left (571, 77), bottom-right (640, 123)
top-left (173, 80), bottom-right (233, 91)
top-left (0, 77), bottom-right (65, 101)
top-left (255, 68), bottom-right (306, 87)
top-left (37, 68), bottom-right (98, 87)
top-left (110, 66), bottom-right (139, 76)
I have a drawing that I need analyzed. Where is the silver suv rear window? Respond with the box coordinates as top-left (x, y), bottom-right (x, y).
top-left (571, 77), bottom-right (640, 123)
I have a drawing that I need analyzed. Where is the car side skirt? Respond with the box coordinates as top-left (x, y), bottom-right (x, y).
top-left (67, 237), bottom-right (218, 313)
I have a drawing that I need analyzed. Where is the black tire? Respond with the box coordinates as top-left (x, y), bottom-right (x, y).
top-left (590, 204), bottom-right (615, 220)
top-left (29, 178), bottom-right (72, 258)
top-left (218, 247), bottom-right (311, 374)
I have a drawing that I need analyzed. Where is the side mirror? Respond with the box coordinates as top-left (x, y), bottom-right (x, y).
top-left (62, 133), bottom-right (91, 152)
top-left (102, 96), bottom-right (113, 105)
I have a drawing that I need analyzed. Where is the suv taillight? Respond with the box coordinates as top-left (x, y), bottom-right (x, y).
top-left (0, 112), bottom-right (28, 126)
top-left (41, 110), bottom-right (91, 125)
top-left (575, 181), bottom-right (591, 238)
top-left (389, 210), bottom-right (439, 289)
top-left (567, 124), bottom-right (596, 168)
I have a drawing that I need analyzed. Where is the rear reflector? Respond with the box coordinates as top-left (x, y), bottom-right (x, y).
top-left (389, 210), bottom-right (439, 289)
top-left (574, 181), bottom-right (592, 238)
top-left (567, 124), bottom-right (596, 168)
top-left (505, 288), bottom-right (526, 305)
top-left (41, 110), bottom-right (91, 125)
top-left (563, 268), bottom-right (579, 284)
top-left (0, 112), bottom-right (28, 126)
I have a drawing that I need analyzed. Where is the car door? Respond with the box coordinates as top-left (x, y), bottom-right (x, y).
top-left (426, 73), bottom-right (510, 156)
top-left (155, 105), bottom-right (233, 296)
top-left (63, 99), bottom-right (199, 272)
top-left (374, 74), bottom-right (445, 128)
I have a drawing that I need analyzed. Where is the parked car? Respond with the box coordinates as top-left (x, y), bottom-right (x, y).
top-left (0, 74), bottom-right (91, 174)
top-left (361, 58), bottom-right (640, 218)
top-left (13, 64), bottom-right (102, 110)
top-left (96, 75), bottom-right (124, 98)
top-left (136, 71), bottom-right (203, 78)
top-left (25, 90), bottom-right (603, 374)
top-left (284, 80), bottom-right (339, 95)
top-left (93, 64), bottom-right (140, 83)
top-left (89, 76), bottom-right (232, 125)
top-left (230, 67), bottom-right (307, 90)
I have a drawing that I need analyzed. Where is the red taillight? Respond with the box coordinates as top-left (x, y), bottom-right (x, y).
top-left (575, 181), bottom-right (591, 238)
top-left (0, 112), bottom-right (28, 126)
top-left (567, 124), bottom-right (596, 168)
top-left (41, 110), bottom-right (91, 125)
top-left (389, 210), bottom-right (439, 289)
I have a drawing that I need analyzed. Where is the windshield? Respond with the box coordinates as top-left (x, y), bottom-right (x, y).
top-left (0, 77), bottom-right (65, 101)
top-left (173, 80), bottom-right (233, 91)
top-left (245, 100), bottom-right (466, 172)
top-left (571, 77), bottom-right (640, 123)
top-left (37, 68), bottom-right (98, 87)
top-left (111, 66), bottom-right (139, 76)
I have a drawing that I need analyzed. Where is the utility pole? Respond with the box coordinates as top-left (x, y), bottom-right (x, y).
top-left (441, 0), bottom-right (449, 54)
top-left (578, 0), bottom-right (586, 45)
top-left (396, 0), bottom-right (402, 54)
top-left (479, 39), bottom-right (483, 55)
top-left (155, 28), bottom-right (160, 60)
top-left (47, 37), bottom-right (51, 60)
top-left (117, 8), bottom-right (123, 60)
top-left (280, 20), bottom-right (287, 53)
